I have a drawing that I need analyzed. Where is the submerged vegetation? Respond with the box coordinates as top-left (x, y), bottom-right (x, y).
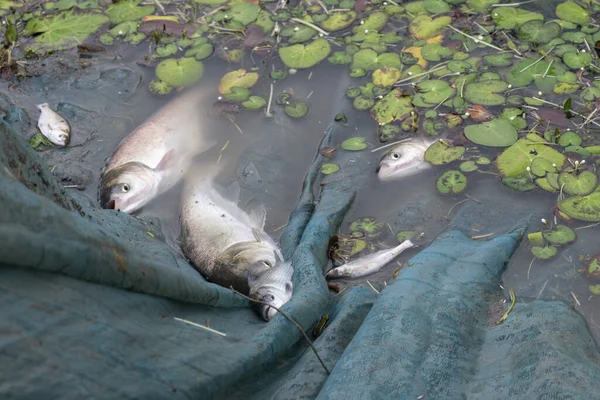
top-left (3, 0), bottom-right (600, 285)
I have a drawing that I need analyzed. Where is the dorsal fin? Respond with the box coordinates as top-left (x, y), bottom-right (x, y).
top-left (249, 203), bottom-right (267, 230)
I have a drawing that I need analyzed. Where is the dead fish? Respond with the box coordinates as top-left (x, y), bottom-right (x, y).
top-left (180, 164), bottom-right (293, 322)
top-left (99, 86), bottom-right (217, 214)
top-left (376, 136), bottom-right (439, 181)
top-left (36, 103), bottom-right (70, 147)
top-left (326, 240), bottom-right (415, 279)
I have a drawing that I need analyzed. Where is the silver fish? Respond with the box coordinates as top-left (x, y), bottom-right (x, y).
top-left (99, 86), bottom-right (217, 214)
top-left (326, 240), bottom-right (415, 279)
top-left (376, 136), bottom-right (439, 181)
top-left (180, 165), bottom-right (293, 321)
top-left (37, 103), bottom-right (70, 147)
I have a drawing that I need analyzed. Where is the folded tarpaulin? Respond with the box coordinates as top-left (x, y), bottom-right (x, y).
top-left (1, 118), bottom-right (600, 400)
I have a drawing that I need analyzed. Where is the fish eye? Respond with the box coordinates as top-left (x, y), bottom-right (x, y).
top-left (122, 183), bottom-right (130, 192)
top-left (391, 152), bottom-right (401, 160)
top-left (262, 260), bottom-right (272, 268)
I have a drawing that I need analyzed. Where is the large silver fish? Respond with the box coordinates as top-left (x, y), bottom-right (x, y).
top-left (180, 166), bottom-right (293, 321)
top-left (376, 136), bottom-right (439, 181)
top-left (99, 86), bottom-right (217, 214)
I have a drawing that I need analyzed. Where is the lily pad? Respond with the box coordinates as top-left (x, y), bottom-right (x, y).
top-left (185, 43), bottom-right (214, 61)
top-left (23, 10), bottom-right (109, 51)
top-left (285, 102), bottom-right (309, 118)
top-left (421, 43), bottom-right (453, 62)
top-left (530, 157), bottom-right (555, 177)
top-left (328, 51), bottom-right (352, 65)
top-left (536, 177), bottom-right (558, 192)
top-left (149, 79), bottom-right (173, 95)
top-left (281, 24), bottom-right (317, 44)
top-left (224, 87), bottom-right (250, 102)
top-left (588, 256), bottom-right (600, 277)
top-left (322, 163), bottom-right (340, 174)
top-left (352, 49), bottom-right (402, 70)
top-left (496, 133), bottom-right (566, 177)
top-left (528, 231), bottom-right (544, 246)
top-left (413, 80), bottom-right (454, 106)
top-left (464, 118), bottom-right (517, 148)
top-left (543, 225), bottom-right (576, 245)
top-left (242, 96), bottom-right (267, 110)
top-left (517, 20), bottom-right (561, 44)
top-left (341, 137), bottom-right (368, 151)
top-left (556, 1), bottom-right (590, 26)
top-left (155, 57), bottom-right (204, 88)
top-left (531, 245), bottom-right (557, 259)
top-left (350, 217), bottom-right (383, 235)
top-left (370, 88), bottom-right (414, 124)
top-left (320, 11), bottom-right (356, 32)
top-left (558, 171), bottom-right (598, 196)
top-left (353, 12), bottom-right (388, 33)
top-left (464, 80), bottom-right (508, 106)
top-left (107, 0), bottom-right (154, 24)
top-left (409, 15), bottom-right (451, 40)
top-left (563, 52), bottom-right (592, 69)
top-left (372, 67), bottom-right (401, 87)
top-left (353, 96), bottom-right (375, 111)
top-left (279, 38), bottom-right (331, 69)
top-left (396, 231), bottom-right (415, 242)
top-left (558, 131), bottom-right (582, 147)
top-left (502, 174), bottom-right (536, 192)
top-left (228, 2), bottom-right (260, 26)
top-left (590, 285), bottom-right (600, 295)
top-left (436, 170), bottom-right (467, 194)
top-left (424, 0), bottom-right (451, 13)
top-left (460, 161), bottom-right (478, 172)
top-left (218, 69), bottom-right (259, 94)
top-left (29, 132), bottom-right (53, 150)
top-left (491, 7), bottom-right (543, 30)
top-left (558, 191), bottom-right (600, 221)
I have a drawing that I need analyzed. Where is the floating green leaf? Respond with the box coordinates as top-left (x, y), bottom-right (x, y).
top-left (424, 0), bottom-right (451, 13)
top-left (149, 79), bottom-right (173, 95)
top-left (372, 67), bottom-right (401, 86)
top-left (396, 231), bottom-right (415, 242)
top-left (563, 52), bottom-right (592, 69)
top-left (536, 177), bottom-right (558, 192)
top-left (409, 15), bottom-right (451, 39)
top-left (467, 0), bottom-right (496, 12)
top-left (224, 87), bottom-right (250, 102)
top-left (155, 57), bottom-right (204, 88)
top-left (280, 24), bottom-right (317, 44)
top-left (341, 137), bottom-right (368, 151)
top-left (350, 217), bottom-right (384, 235)
top-left (531, 245), bottom-right (557, 259)
top-left (185, 43), bottom-right (214, 61)
top-left (436, 170), bottom-right (467, 194)
top-left (558, 131), bottom-right (582, 147)
top-left (558, 171), bottom-right (598, 196)
top-left (530, 157), bottom-right (555, 177)
top-left (460, 161), bottom-right (478, 172)
top-left (351, 49), bottom-right (402, 70)
top-left (491, 7), bottom-right (543, 30)
top-left (228, 2), bottom-right (260, 25)
top-left (322, 163), bottom-right (340, 174)
top-left (279, 38), bottom-right (331, 69)
top-left (517, 20), bottom-right (561, 44)
top-left (370, 88), bottom-right (414, 124)
top-left (29, 132), bottom-right (53, 150)
top-left (353, 96), bottom-right (375, 111)
top-left (543, 225), bottom-right (576, 245)
top-left (558, 191), bottom-right (600, 221)
top-left (22, 10), bottom-right (108, 51)
top-left (353, 12), bottom-right (388, 33)
top-left (328, 51), bottom-right (352, 65)
top-left (413, 80), bottom-right (454, 106)
top-left (555, 1), bottom-right (590, 26)
top-left (242, 96), bottom-right (267, 110)
top-left (218, 69), bottom-right (259, 94)
top-left (153, 44), bottom-right (178, 59)
top-left (464, 118), bottom-right (517, 148)
top-left (107, 0), bottom-right (154, 24)
top-left (464, 80), bottom-right (508, 106)
top-left (424, 140), bottom-right (465, 165)
top-left (527, 231), bottom-right (544, 246)
top-left (588, 256), bottom-right (600, 277)
top-left (285, 102), bottom-right (309, 118)
top-left (421, 43), bottom-right (453, 61)
top-left (502, 174), bottom-right (536, 192)
top-left (320, 11), bottom-right (356, 31)
top-left (496, 133), bottom-right (566, 177)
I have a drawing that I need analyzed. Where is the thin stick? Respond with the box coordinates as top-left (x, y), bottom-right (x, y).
top-left (492, 0), bottom-right (537, 6)
top-left (230, 287), bottom-right (331, 375)
top-left (447, 198), bottom-right (471, 217)
top-left (366, 280), bottom-right (380, 294)
top-left (571, 291), bottom-right (581, 306)
top-left (471, 232), bottom-right (494, 239)
top-left (290, 17), bottom-right (330, 36)
top-left (575, 221), bottom-right (600, 230)
top-left (536, 280), bottom-right (548, 299)
top-left (265, 83), bottom-right (274, 117)
top-left (174, 317), bottom-right (227, 337)
top-left (527, 257), bottom-right (535, 280)
top-left (394, 63), bottom-right (449, 85)
top-left (370, 137), bottom-right (414, 153)
top-left (496, 289), bottom-right (516, 325)
top-left (447, 25), bottom-right (505, 53)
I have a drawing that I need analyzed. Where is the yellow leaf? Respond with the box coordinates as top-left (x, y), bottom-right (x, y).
top-left (402, 47), bottom-right (427, 68)
top-left (372, 67), bottom-right (401, 86)
top-left (142, 15), bottom-right (180, 22)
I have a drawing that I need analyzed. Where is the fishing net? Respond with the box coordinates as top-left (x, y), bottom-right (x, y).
top-left (2, 106), bottom-right (600, 399)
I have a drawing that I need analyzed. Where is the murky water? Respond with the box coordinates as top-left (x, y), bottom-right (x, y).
top-left (4, 7), bottom-right (600, 343)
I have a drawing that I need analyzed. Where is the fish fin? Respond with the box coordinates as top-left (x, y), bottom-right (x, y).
top-left (222, 181), bottom-right (241, 203)
top-left (249, 203), bottom-right (267, 230)
top-left (154, 149), bottom-right (177, 173)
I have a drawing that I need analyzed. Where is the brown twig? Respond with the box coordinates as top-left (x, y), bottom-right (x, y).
top-left (230, 287), bottom-right (331, 375)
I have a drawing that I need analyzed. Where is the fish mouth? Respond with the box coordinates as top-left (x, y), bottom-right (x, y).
top-left (375, 165), bottom-right (381, 173)
top-left (106, 199), bottom-right (116, 210)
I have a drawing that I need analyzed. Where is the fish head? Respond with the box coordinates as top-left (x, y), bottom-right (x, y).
top-left (54, 130), bottom-right (70, 147)
top-left (376, 139), bottom-right (434, 181)
top-left (248, 260), bottom-right (294, 322)
top-left (99, 162), bottom-right (158, 214)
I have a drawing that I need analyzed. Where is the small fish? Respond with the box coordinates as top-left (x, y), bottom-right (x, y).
top-left (180, 164), bottom-right (293, 322)
top-left (99, 86), bottom-right (217, 214)
top-left (376, 136), bottom-right (439, 181)
top-left (36, 103), bottom-right (70, 147)
top-left (326, 240), bottom-right (415, 279)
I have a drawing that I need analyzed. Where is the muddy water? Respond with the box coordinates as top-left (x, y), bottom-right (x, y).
top-left (3, 43), bottom-right (600, 342)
